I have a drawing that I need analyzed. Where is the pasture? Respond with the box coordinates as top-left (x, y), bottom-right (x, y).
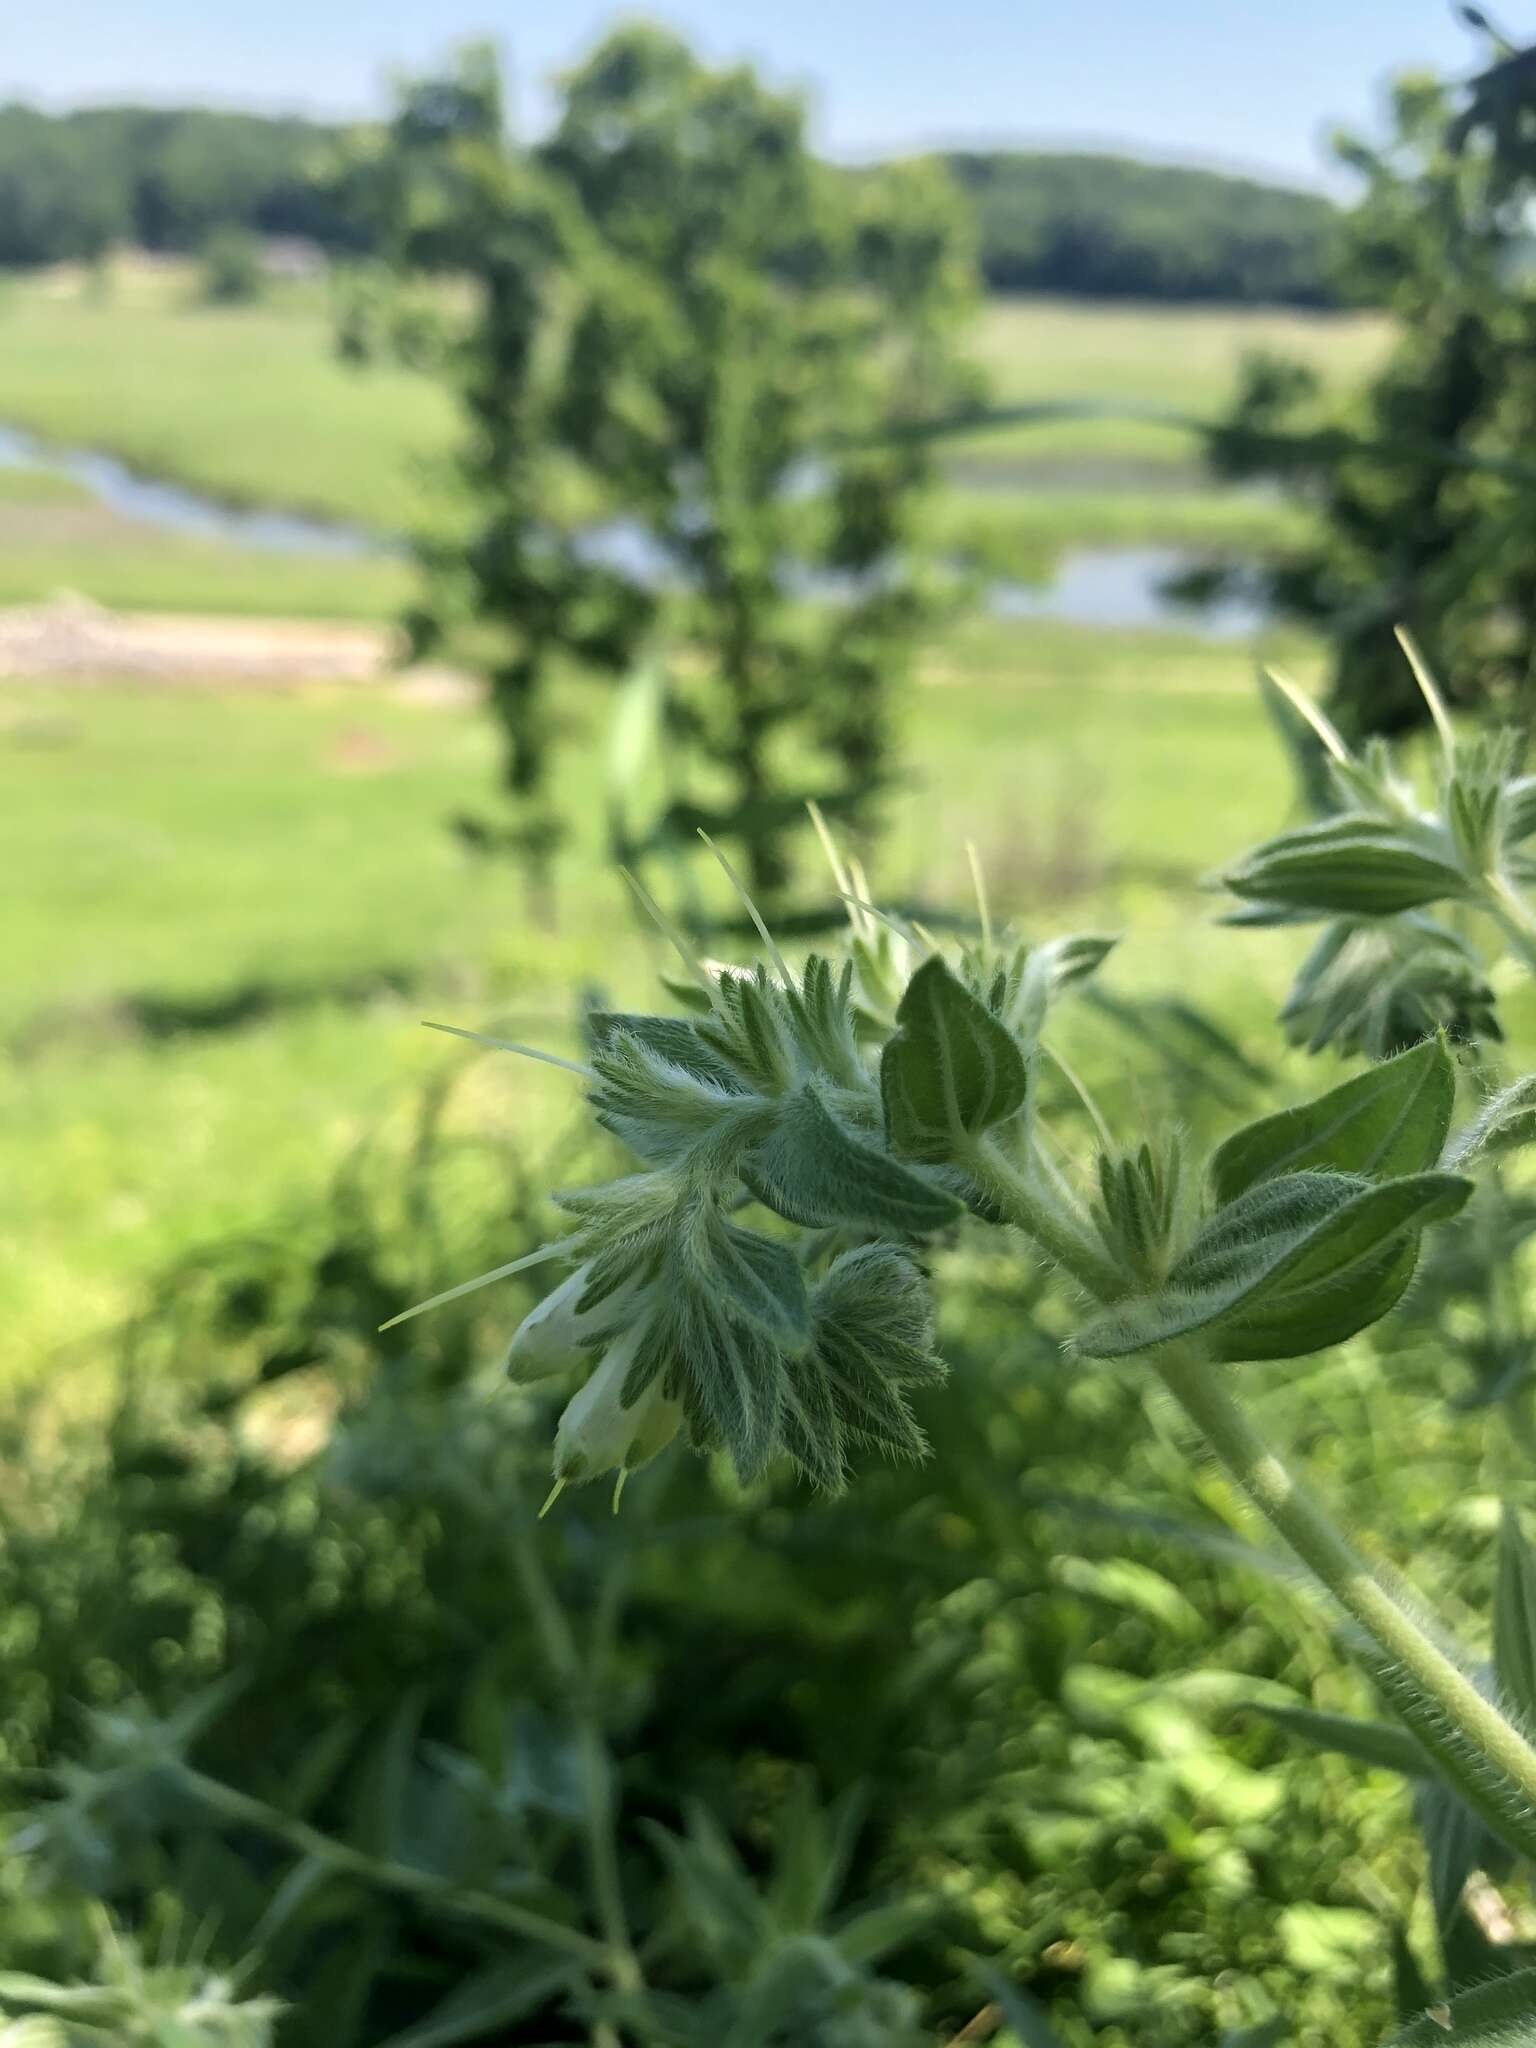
top-left (5, 236), bottom-right (1519, 2048)
top-left (0, 258), bottom-right (1379, 615)
top-left (0, 256), bottom-right (1400, 1416)
top-left (2, 615), bottom-right (1316, 1374)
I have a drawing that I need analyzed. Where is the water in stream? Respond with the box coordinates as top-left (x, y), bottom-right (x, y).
top-left (0, 422), bottom-right (392, 560)
top-left (0, 421), bottom-right (1270, 638)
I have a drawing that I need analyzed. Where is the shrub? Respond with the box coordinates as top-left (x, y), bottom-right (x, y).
top-left (197, 227), bottom-right (264, 306)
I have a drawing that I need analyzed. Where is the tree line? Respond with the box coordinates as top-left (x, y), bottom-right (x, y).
top-left (0, 103), bottom-right (357, 266)
top-left (946, 149), bottom-right (1345, 305)
top-left (0, 97), bottom-right (1347, 304)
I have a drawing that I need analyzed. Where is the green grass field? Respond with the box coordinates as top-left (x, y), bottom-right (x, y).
top-left (0, 262), bottom-right (454, 530)
top-left (3, 614), bottom-right (1326, 1376)
top-left (963, 295), bottom-right (1391, 474)
top-left (933, 478), bottom-right (1311, 573)
top-left (0, 262), bottom-right (1494, 2044)
top-left (0, 262), bottom-right (1376, 1369)
top-left (0, 259), bottom-right (1382, 616)
top-left (0, 470), bottom-right (413, 615)
top-left (0, 257), bottom-right (1392, 1383)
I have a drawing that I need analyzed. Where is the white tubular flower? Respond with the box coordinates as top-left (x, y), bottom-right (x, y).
top-left (505, 1263), bottom-right (631, 1382)
top-left (551, 1322), bottom-right (681, 1489)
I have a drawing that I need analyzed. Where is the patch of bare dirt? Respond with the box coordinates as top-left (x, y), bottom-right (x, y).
top-left (0, 594), bottom-right (476, 699)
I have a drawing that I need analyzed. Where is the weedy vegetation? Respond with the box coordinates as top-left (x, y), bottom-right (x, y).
top-left (382, 637), bottom-right (1536, 2040)
top-left (10, 26), bottom-right (1536, 2048)
top-left (11, 636), bottom-right (1536, 2043)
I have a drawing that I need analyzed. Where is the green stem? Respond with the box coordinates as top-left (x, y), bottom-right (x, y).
top-left (1153, 1345), bottom-right (1536, 1825)
top-left (965, 1135), bottom-right (1121, 1299)
top-left (977, 1053), bottom-right (1536, 1851)
top-left (177, 1765), bottom-right (609, 1969)
top-left (1483, 871), bottom-right (1536, 978)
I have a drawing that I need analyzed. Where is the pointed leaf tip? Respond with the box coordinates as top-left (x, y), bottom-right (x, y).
top-left (1211, 1035), bottom-right (1455, 1204)
top-left (880, 956), bottom-right (1026, 1163)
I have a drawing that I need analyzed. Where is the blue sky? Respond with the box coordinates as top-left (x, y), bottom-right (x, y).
top-left (4, 1), bottom-right (1492, 188)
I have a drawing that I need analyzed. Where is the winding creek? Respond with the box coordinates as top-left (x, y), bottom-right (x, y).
top-left (0, 421), bottom-right (393, 559)
top-left (0, 420), bottom-right (1270, 640)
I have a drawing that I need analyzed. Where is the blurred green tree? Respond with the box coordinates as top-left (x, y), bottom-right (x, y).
top-left (1201, 28), bottom-right (1536, 737)
top-left (331, 30), bottom-right (978, 909)
top-left (0, 105), bottom-right (128, 265)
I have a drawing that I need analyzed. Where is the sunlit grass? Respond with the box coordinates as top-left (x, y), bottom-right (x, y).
top-left (0, 259), bottom-right (455, 530)
top-left (0, 262), bottom-right (1389, 504)
top-left (0, 520), bottom-right (413, 616)
top-left (964, 293), bottom-right (1391, 471)
top-left (1, 616), bottom-right (1319, 1373)
top-left (931, 480), bottom-right (1313, 573)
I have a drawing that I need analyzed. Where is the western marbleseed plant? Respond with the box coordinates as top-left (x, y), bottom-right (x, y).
top-left (396, 653), bottom-right (1536, 2038)
top-left (1224, 636), bottom-right (1536, 1060)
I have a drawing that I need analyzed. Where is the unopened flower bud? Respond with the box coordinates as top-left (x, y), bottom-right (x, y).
top-left (552, 1323), bottom-right (682, 1487)
top-left (505, 1263), bottom-right (630, 1382)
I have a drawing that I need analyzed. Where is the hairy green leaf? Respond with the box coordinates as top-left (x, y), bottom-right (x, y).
top-left (1504, 775), bottom-right (1536, 848)
top-left (1224, 816), bottom-right (1469, 916)
top-left (653, 1272), bottom-right (783, 1482)
top-left (1387, 1966), bottom-right (1536, 2043)
top-left (1075, 1169), bottom-right (1471, 1361)
top-left (620, 1211), bottom-right (943, 1486)
top-left (775, 1344), bottom-right (848, 1494)
top-left (1249, 1701), bottom-right (1428, 1778)
top-left (1211, 1036), bottom-right (1455, 1203)
top-left (699, 1217), bottom-right (812, 1352)
top-left (1446, 1075), bottom-right (1536, 1168)
top-left (590, 1029), bottom-right (767, 1166)
top-left (808, 1245), bottom-right (944, 1464)
top-left (743, 1080), bottom-right (962, 1234)
top-left (587, 1010), bottom-right (740, 1088)
top-left (880, 956), bottom-right (1026, 1163)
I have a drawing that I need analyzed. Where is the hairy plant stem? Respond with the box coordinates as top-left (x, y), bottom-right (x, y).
top-left (1153, 1343), bottom-right (1536, 1828)
top-left (964, 1136), bottom-right (1121, 1299)
top-left (174, 1764), bottom-right (610, 1968)
top-left (1485, 871), bottom-right (1536, 979)
top-left (977, 1134), bottom-right (1536, 1836)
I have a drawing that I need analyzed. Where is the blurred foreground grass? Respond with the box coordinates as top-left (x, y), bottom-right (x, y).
top-left (2, 613), bottom-right (1329, 1376)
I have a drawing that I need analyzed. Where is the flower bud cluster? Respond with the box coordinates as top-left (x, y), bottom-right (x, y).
top-left (495, 883), bottom-right (1117, 1500)
top-left (1224, 654), bottom-right (1536, 1057)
